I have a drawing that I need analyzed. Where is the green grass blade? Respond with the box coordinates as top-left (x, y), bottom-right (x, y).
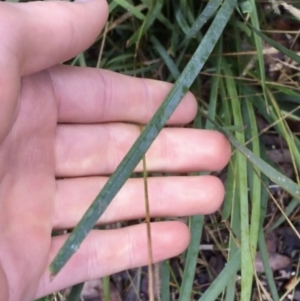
top-left (126, 0), bottom-right (163, 47)
top-left (160, 260), bottom-right (170, 301)
top-left (198, 250), bottom-right (241, 301)
top-left (178, 215), bottom-right (204, 301)
top-left (106, 54), bottom-right (134, 67)
top-left (247, 0), bottom-right (268, 110)
top-left (267, 197), bottom-right (299, 232)
top-left (222, 58), bottom-right (252, 301)
top-left (112, 0), bottom-right (145, 20)
top-left (258, 229), bottom-right (280, 301)
top-left (150, 35), bottom-right (180, 79)
top-left (242, 95), bottom-right (261, 256)
top-left (222, 161), bottom-right (236, 221)
top-left (249, 25), bottom-right (300, 64)
top-left (169, 22), bottom-right (180, 56)
top-left (49, 0), bottom-right (237, 276)
top-left (225, 156), bottom-right (240, 301)
top-left (249, 89), bottom-right (300, 174)
top-left (67, 283), bottom-right (84, 301)
top-left (78, 53), bottom-right (87, 67)
top-left (108, 1), bottom-right (118, 13)
top-left (206, 40), bottom-right (222, 129)
top-left (179, 40), bottom-right (222, 300)
top-left (102, 276), bottom-right (110, 301)
top-left (174, 3), bottom-right (190, 34)
top-left (179, 0), bottom-right (187, 18)
top-left (206, 117), bottom-right (300, 200)
top-left (180, 0), bottom-right (222, 47)
top-left (139, 0), bottom-right (173, 30)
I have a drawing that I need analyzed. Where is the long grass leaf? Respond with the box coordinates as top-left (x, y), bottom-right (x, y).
top-left (222, 58), bottom-right (253, 301)
top-left (127, 0), bottom-right (163, 47)
top-left (258, 229), bottom-right (280, 301)
top-left (198, 250), bottom-right (241, 301)
top-left (180, 0), bottom-right (222, 47)
top-left (174, 2), bottom-right (190, 34)
top-left (150, 36), bottom-right (180, 79)
top-left (160, 260), bottom-right (170, 301)
top-left (206, 117), bottom-right (300, 200)
top-left (112, 0), bottom-right (145, 20)
top-left (267, 197), bottom-right (299, 232)
top-left (249, 25), bottom-right (300, 64)
top-left (49, 0), bottom-right (237, 276)
top-left (178, 216), bottom-right (204, 301)
top-left (179, 40), bottom-right (221, 300)
top-left (247, 0), bottom-right (268, 114)
top-left (242, 96), bottom-right (261, 256)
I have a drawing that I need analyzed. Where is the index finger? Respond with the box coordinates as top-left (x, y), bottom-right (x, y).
top-left (50, 65), bottom-right (198, 124)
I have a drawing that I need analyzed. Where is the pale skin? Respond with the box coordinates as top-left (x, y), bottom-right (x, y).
top-left (0, 1), bottom-right (231, 300)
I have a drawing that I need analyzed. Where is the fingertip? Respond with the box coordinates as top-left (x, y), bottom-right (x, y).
top-left (215, 132), bottom-right (232, 170)
top-left (199, 176), bottom-right (225, 214)
top-left (199, 130), bottom-right (231, 171)
top-left (174, 90), bottom-right (198, 124)
top-left (152, 221), bottom-right (190, 261)
top-left (125, 222), bottom-right (190, 268)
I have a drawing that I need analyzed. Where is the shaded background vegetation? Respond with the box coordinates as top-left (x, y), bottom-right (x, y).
top-left (26, 0), bottom-right (300, 300)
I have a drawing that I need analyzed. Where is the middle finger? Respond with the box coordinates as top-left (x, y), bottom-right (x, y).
top-left (55, 124), bottom-right (230, 177)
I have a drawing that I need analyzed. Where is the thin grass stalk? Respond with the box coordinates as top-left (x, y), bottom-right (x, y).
top-left (178, 39), bottom-right (222, 300)
top-left (179, 0), bottom-right (222, 48)
top-left (127, 0), bottom-right (164, 47)
top-left (224, 156), bottom-right (240, 301)
top-left (102, 276), bottom-right (110, 301)
top-left (112, 0), bottom-right (145, 20)
top-left (258, 229), bottom-right (280, 301)
top-left (160, 260), bottom-right (170, 301)
top-left (150, 36), bottom-right (180, 79)
top-left (178, 215), bottom-right (204, 300)
top-left (267, 197), bottom-right (299, 232)
top-left (247, 0), bottom-right (268, 107)
top-left (223, 59), bottom-right (252, 301)
top-left (205, 116), bottom-right (300, 201)
top-left (243, 97), bottom-right (261, 256)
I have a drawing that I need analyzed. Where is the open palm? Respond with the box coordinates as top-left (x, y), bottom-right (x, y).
top-left (0, 1), bottom-right (231, 301)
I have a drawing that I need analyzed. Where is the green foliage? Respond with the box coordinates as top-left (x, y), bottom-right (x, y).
top-left (35, 0), bottom-right (300, 300)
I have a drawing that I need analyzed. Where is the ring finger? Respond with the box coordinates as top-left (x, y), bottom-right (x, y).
top-left (53, 175), bottom-right (225, 229)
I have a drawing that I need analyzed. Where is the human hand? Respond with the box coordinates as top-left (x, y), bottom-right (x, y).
top-left (0, 1), bottom-right (231, 300)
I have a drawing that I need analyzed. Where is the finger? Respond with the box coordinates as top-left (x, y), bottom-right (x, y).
top-left (35, 222), bottom-right (189, 298)
top-left (55, 125), bottom-right (231, 176)
top-left (0, 0), bottom-right (108, 76)
top-left (48, 65), bottom-right (197, 124)
top-left (53, 176), bottom-right (224, 229)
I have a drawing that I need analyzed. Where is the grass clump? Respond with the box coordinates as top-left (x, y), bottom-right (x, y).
top-left (26, 0), bottom-right (300, 300)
